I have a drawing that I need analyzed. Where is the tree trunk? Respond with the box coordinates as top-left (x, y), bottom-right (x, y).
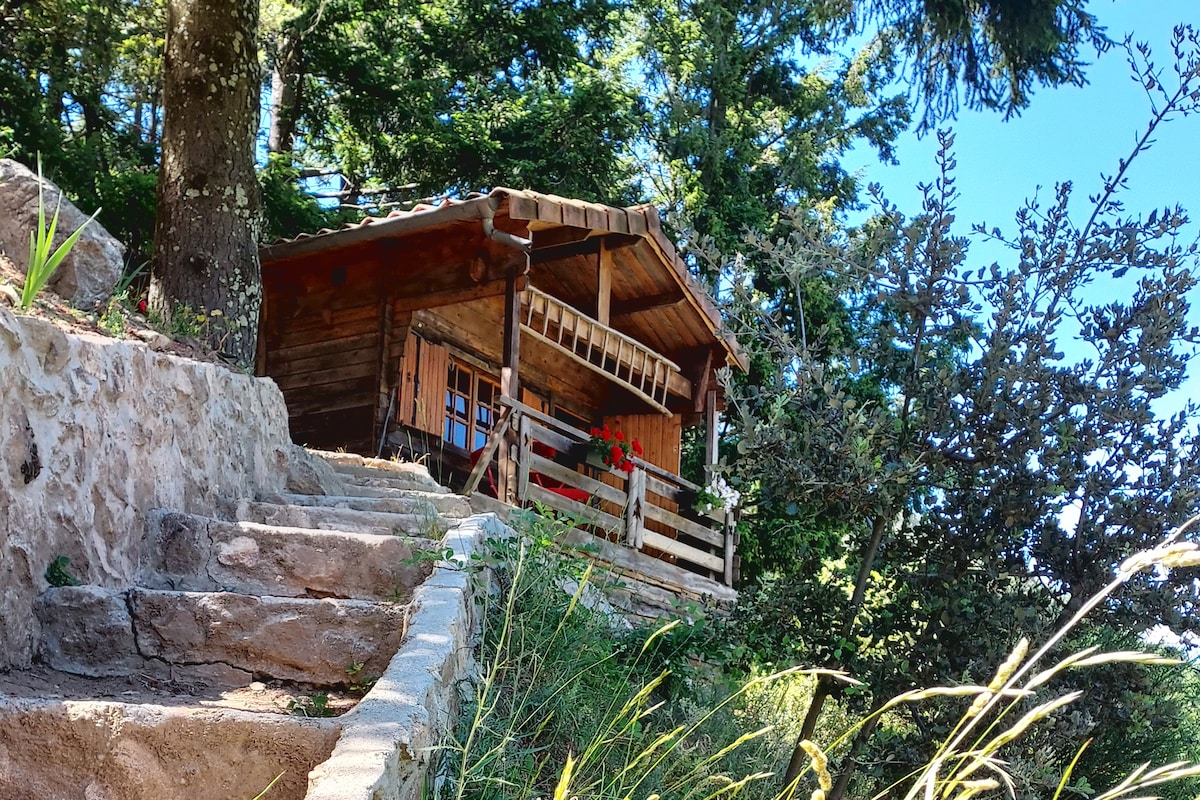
top-left (150, 0), bottom-right (262, 365)
top-left (829, 708), bottom-right (881, 800)
top-left (267, 27), bottom-right (303, 154)
top-left (783, 513), bottom-right (891, 789)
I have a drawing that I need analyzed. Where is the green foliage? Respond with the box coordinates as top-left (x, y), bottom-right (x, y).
top-left (443, 512), bottom-right (786, 800)
top-left (259, 154), bottom-right (346, 242)
top-left (98, 293), bottom-right (130, 337)
top-left (20, 158), bottom-right (100, 310)
top-left (862, 0), bottom-right (1110, 131)
top-left (449, 510), bottom-right (1200, 800)
top-left (287, 693), bottom-right (334, 717)
top-left (45, 556), bottom-right (81, 588)
top-left (720, 28), bottom-right (1200, 795)
top-left (344, 662), bottom-right (378, 696)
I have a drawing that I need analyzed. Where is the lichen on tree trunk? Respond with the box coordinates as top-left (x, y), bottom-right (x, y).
top-left (150, 0), bottom-right (262, 365)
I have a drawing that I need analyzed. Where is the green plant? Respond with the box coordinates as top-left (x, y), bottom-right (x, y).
top-left (112, 259), bottom-right (148, 298)
top-left (345, 662), bottom-right (378, 696)
top-left (403, 546), bottom-right (457, 568)
top-left (98, 292), bottom-right (129, 336)
top-left (146, 299), bottom-right (231, 346)
top-left (288, 693), bottom-right (334, 718)
top-left (443, 512), bottom-right (1200, 800)
top-left (19, 156), bottom-right (101, 310)
top-left (45, 556), bottom-right (81, 587)
top-left (588, 424), bottom-right (641, 474)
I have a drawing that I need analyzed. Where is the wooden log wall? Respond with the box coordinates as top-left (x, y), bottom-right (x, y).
top-left (260, 253), bottom-right (396, 453)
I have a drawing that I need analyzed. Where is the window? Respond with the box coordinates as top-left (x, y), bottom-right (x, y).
top-left (444, 361), bottom-right (499, 452)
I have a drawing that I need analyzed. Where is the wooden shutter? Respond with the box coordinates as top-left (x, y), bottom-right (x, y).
top-left (415, 340), bottom-right (450, 436)
top-left (396, 331), bottom-right (451, 436)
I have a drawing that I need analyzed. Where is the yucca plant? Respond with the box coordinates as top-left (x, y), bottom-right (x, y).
top-left (19, 156), bottom-right (101, 310)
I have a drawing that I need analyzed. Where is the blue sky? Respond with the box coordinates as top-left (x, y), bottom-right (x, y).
top-left (849, 0), bottom-right (1200, 418)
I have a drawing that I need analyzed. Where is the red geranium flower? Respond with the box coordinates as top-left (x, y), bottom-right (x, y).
top-left (602, 424), bottom-right (611, 439)
top-left (590, 427), bottom-right (601, 437)
top-left (137, 300), bottom-right (147, 313)
top-left (610, 445), bottom-right (624, 461)
top-left (615, 431), bottom-right (624, 442)
top-left (623, 461), bottom-right (635, 473)
top-left (631, 439), bottom-right (643, 456)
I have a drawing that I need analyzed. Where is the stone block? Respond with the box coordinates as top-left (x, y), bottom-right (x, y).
top-left (36, 586), bottom-right (142, 677)
top-left (128, 589), bottom-right (408, 686)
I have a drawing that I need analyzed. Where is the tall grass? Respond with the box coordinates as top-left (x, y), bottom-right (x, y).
top-left (440, 513), bottom-right (1200, 800)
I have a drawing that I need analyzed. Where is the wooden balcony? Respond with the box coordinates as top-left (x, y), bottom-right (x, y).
top-left (464, 398), bottom-right (738, 586)
top-left (521, 287), bottom-right (686, 414)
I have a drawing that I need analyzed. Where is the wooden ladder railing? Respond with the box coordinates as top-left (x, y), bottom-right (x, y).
top-left (521, 287), bottom-right (680, 415)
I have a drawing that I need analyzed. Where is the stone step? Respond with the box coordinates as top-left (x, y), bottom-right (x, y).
top-left (140, 512), bottom-right (437, 602)
top-left (337, 467), bottom-right (449, 494)
top-left (337, 482), bottom-right (443, 500)
top-left (37, 586), bottom-right (408, 688)
top-left (261, 490), bottom-right (472, 519)
top-left (234, 498), bottom-right (449, 538)
top-left (312, 451), bottom-right (447, 490)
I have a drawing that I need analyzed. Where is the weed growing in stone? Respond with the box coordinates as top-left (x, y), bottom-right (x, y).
top-left (345, 662), bottom-right (378, 696)
top-left (44, 556), bottom-right (80, 587)
top-left (288, 693), bottom-right (334, 718)
top-left (98, 292), bottom-right (130, 336)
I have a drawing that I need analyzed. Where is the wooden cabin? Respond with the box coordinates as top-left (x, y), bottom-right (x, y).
top-left (257, 188), bottom-right (747, 586)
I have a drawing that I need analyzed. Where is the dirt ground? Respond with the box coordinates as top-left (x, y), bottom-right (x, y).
top-left (0, 252), bottom-right (231, 367)
top-left (0, 664), bottom-right (362, 717)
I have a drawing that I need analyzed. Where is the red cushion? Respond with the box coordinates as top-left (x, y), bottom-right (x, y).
top-left (544, 487), bottom-right (590, 504)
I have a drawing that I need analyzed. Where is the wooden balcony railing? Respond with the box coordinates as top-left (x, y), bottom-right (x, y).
top-left (521, 287), bottom-right (681, 415)
top-left (464, 397), bottom-right (737, 585)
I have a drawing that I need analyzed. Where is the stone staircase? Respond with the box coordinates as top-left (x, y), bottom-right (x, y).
top-left (0, 452), bottom-right (486, 800)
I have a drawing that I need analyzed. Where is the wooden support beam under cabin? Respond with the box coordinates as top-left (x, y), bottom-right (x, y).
top-left (498, 265), bottom-right (524, 504)
top-left (704, 388), bottom-right (719, 470)
top-left (723, 516), bottom-right (736, 586)
top-left (254, 291), bottom-right (269, 376)
top-left (610, 289), bottom-right (687, 321)
top-left (597, 238), bottom-right (612, 325)
top-left (529, 232), bottom-right (640, 265)
top-left (691, 347), bottom-right (715, 413)
top-left (372, 292), bottom-right (396, 452)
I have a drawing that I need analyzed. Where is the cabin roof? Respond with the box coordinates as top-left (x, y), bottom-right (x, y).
top-left (260, 187), bottom-right (747, 371)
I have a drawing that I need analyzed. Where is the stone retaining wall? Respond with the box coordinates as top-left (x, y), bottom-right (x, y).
top-left (305, 514), bottom-right (501, 800)
top-left (0, 307), bottom-right (293, 668)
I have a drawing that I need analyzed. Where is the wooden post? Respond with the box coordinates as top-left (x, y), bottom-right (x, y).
top-left (624, 466), bottom-right (646, 549)
top-left (517, 413), bottom-right (532, 504)
top-left (723, 511), bottom-right (736, 586)
top-left (501, 268), bottom-right (522, 399)
top-left (704, 388), bottom-right (719, 471)
top-left (498, 267), bottom-right (523, 504)
top-left (597, 238), bottom-right (612, 325)
top-left (373, 293), bottom-right (396, 448)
